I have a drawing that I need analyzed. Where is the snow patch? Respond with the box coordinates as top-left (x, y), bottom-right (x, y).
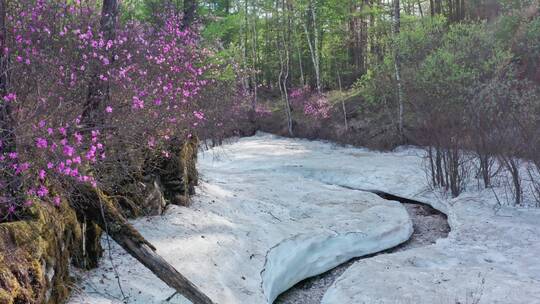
top-left (68, 133), bottom-right (414, 304)
top-left (69, 133), bottom-right (540, 304)
top-left (261, 205), bottom-right (412, 303)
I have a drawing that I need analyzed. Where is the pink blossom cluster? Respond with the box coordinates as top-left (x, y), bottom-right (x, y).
top-left (303, 95), bottom-right (332, 119)
top-left (289, 86), bottom-right (332, 119)
top-left (255, 104), bottom-right (272, 117)
top-left (0, 1), bottom-right (213, 220)
top-left (289, 86), bottom-right (310, 101)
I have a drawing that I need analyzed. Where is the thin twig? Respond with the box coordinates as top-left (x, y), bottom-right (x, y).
top-left (99, 197), bottom-right (128, 303)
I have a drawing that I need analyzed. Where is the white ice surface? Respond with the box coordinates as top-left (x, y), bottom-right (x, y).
top-left (69, 133), bottom-right (540, 304)
top-left (318, 152), bottom-right (540, 302)
top-left (68, 133), bottom-right (413, 304)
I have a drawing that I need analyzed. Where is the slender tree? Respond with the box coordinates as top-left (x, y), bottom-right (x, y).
top-left (182, 0), bottom-right (197, 29)
top-left (304, 0), bottom-right (322, 93)
top-left (82, 0), bottom-right (119, 127)
top-left (393, 0), bottom-right (404, 140)
top-left (0, 0), bottom-right (22, 212)
top-left (293, 9), bottom-right (305, 86)
top-left (277, 0), bottom-right (293, 136)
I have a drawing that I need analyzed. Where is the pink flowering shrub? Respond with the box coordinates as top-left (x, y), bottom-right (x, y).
top-left (0, 1), bottom-right (228, 220)
top-left (289, 86), bottom-right (309, 99)
top-left (303, 95), bottom-right (332, 119)
top-left (289, 87), bottom-right (332, 119)
top-left (255, 104), bottom-right (273, 117)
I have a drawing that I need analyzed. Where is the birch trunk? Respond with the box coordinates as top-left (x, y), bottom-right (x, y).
top-left (278, 0), bottom-right (293, 136)
top-left (304, 0), bottom-right (321, 94)
top-left (393, 0), bottom-right (404, 141)
top-left (337, 71), bottom-right (348, 131)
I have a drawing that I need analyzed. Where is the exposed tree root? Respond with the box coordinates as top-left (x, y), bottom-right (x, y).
top-left (71, 184), bottom-right (215, 304)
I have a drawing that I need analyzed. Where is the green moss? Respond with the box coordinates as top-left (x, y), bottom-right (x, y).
top-left (0, 136), bottom-right (200, 303)
top-left (0, 198), bottom-right (100, 304)
top-left (0, 289), bottom-right (13, 304)
top-left (180, 136), bottom-right (199, 198)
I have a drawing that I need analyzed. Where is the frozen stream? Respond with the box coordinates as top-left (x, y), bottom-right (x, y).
top-left (276, 196), bottom-right (450, 304)
top-left (69, 133), bottom-right (540, 304)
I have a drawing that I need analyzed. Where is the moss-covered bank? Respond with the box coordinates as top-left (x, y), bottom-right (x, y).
top-left (0, 200), bottom-right (100, 304)
top-left (0, 138), bottom-right (200, 304)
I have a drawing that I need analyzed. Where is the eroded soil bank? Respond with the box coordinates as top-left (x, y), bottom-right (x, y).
top-left (276, 200), bottom-right (450, 304)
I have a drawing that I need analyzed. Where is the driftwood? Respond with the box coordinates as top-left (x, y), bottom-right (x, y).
top-left (72, 184), bottom-right (215, 304)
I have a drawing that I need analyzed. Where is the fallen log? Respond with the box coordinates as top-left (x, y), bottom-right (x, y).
top-left (72, 183), bottom-right (216, 304)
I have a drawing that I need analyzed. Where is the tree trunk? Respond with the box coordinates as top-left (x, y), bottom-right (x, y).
top-left (81, 0), bottom-right (119, 128)
top-left (337, 71), bottom-right (348, 131)
top-left (182, 0), bottom-right (197, 29)
top-left (283, 49), bottom-right (293, 137)
top-left (73, 184), bottom-right (216, 304)
top-left (277, 0), bottom-right (293, 136)
top-left (311, 0), bottom-right (322, 93)
top-left (393, 0), bottom-right (404, 141)
top-left (293, 21), bottom-right (305, 86)
top-left (0, 0), bottom-right (22, 209)
top-left (250, 7), bottom-right (258, 116)
top-left (435, 0), bottom-right (442, 14)
top-left (304, 0), bottom-right (321, 94)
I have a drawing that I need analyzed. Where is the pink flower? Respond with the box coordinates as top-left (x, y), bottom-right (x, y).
top-left (3, 93), bottom-right (16, 102)
top-left (58, 127), bottom-right (67, 136)
top-left (53, 196), bottom-right (61, 206)
top-left (38, 169), bottom-right (46, 180)
top-left (15, 162), bottom-right (30, 174)
top-left (147, 137), bottom-right (155, 148)
top-left (36, 137), bottom-right (48, 149)
top-left (132, 96), bottom-right (144, 109)
top-left (70, 168), bottom-right (79, 177)
top-left (37, 186), bottom-right (49, 197)
top-left (63, 145), bottom-right (75, 157)
top-left (85, 149), bottom-right (96, 161)
top-left (74, 132), bottom-right (83, 144)
top-left (193, 111), bottom-right (205, 121)
top-left (105, 106), bottom-right (113, 113)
